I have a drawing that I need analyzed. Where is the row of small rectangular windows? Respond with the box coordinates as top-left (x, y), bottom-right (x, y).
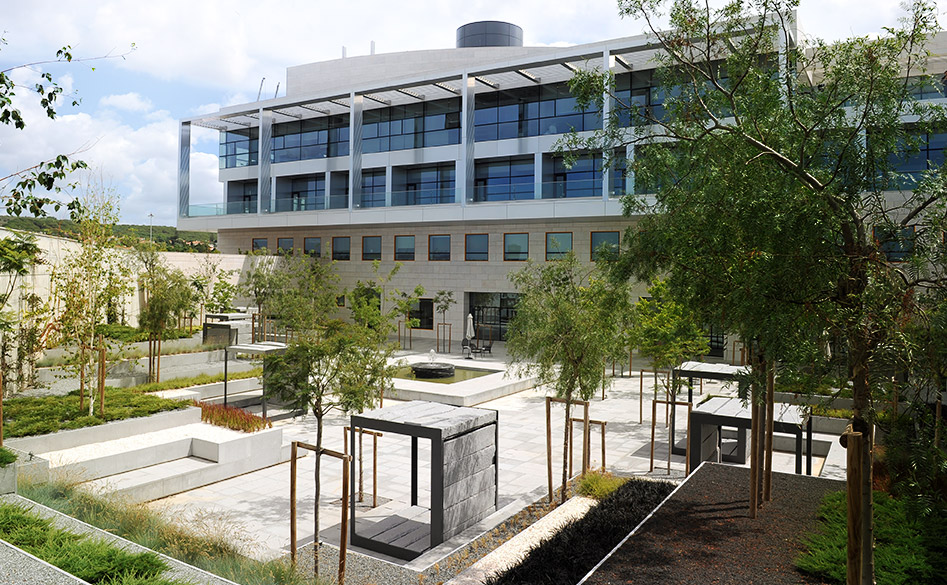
top-left (250, 231), bottom-right (620, 262)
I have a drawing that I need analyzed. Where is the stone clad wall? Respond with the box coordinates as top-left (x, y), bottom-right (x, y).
top-left (442, 424), bottom-right (497, 540)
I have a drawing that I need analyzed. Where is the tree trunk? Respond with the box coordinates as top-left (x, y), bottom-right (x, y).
top-left (764, 361), bottom-right (775, 502)
top-left (851, 353), bottom-right (874, 585)
top-left (156, 334), bottom-right (162, 383)
top-left (313, 406), bottom-right (323, 578)
top-left (561, 395), bottom-right (572, 505)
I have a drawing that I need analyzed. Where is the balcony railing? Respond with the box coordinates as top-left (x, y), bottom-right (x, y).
top-left (184, 181), bottom-right (627, 217)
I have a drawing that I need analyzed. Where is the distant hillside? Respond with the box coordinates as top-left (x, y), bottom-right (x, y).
top-left (0, 216), bottom-right (218, 253)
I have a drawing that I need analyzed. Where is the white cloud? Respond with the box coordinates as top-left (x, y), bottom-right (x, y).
top-left (99, 92), bottom-right (153, 112)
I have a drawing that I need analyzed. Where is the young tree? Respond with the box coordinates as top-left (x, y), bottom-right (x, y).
top-left (433, 290), bottom-right (456, 351)
top-left (507, 253), bottom-right (629, 504)
top-left (136, 245), bottom-right (193, 383)
top-left (568, 1), bottom-right (947, 580)
top-left (240, 257), bottom-right (279, 340)
top-left (52, 185), bottom-right (133, 413)
top-left (631, 280), bottom-right (708, 469)
top-left (263, 255), bottom-right (420, 574)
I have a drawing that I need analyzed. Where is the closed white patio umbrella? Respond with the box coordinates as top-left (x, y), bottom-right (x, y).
top-left (466, 313), bottom-right (475, 340)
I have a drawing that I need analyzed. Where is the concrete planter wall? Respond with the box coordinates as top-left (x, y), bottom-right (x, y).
top-left (36, 350), bottom-right (257, 388)
top-left (0, 463), bottom-right (16, 495)
top-left (6, 408), bottom-right (201, 455)
top-left (773, 391), bottom-right (853, 410)
top-left (811, 415), bottom-right (850, 435)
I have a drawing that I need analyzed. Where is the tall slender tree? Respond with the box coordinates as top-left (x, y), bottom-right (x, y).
top-left (567, 1), bottom-right (947, 581)
top-left (507, 253), bottom-right (629, 503)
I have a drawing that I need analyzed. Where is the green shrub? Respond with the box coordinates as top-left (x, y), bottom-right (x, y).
top-left (95, 324), bottom-right (195, 343)
top-left (577, 470), bottom-right (628, 500)
top-left (19, 478), bottom-right (323, 585)
top-left (0, 447), bottom-right (16, 468)
top-left (797, 491), bottom-right (937, 585)
top-left (0, 502), bottom-right (179, 585)
top-left (3, 388), bottom-right (189, 439)
top-left (131, 367), bottom-right (263, 394)
top-left (194, 401), bottom-right (272, 433)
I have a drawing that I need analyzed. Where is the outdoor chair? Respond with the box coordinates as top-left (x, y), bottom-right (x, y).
top-left (480, 338), bottom-right (493, 355)
top-left (462, 337), bottom-right (483, 358)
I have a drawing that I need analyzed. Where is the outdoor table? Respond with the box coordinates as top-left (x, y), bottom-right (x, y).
top-left (688, 396), bottom-right (813, 474)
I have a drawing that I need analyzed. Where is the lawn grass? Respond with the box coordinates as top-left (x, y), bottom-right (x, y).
top-left (0, 501), bottom-right (182, 585)
top-left (486, 477), bottom-right (675, 585)
top-left (133, 367), bottom-right (263, 394)
top-left (19, 478), bottom-right (323, 585)
top-left (797, 490), bottom-right (947, 585)
top-left (3, 388), bottom-right (190, 439)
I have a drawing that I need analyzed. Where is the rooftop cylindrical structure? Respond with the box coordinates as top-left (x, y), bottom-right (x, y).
top-left (456, 21), bottom-right (523, 48)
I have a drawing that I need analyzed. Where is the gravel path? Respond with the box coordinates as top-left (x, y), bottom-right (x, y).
top-left (581, 464), bottom-right (843, 585)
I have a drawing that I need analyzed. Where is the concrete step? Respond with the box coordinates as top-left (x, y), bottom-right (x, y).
top-left (81, 427), bottom-right (300, 502)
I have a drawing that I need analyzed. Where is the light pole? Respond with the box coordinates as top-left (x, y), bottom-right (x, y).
top-left (148, 213), bottom-right (154, 244)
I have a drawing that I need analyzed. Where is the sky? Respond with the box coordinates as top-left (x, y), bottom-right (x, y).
top-left (0, 0), bottom-right (927, 227)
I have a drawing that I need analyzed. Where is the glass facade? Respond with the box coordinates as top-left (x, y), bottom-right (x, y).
top-left (359, 169), bottom-right (386, 208)
top-left (545, 155), bottom-right (603, 199)
top-left (277, 238), bottom-right (294, 253)
top-left (394, 164), bottom-right (455, 206)
top-left (465, 234), bottom-right (489, 261)
top-left (887, 130), bottom-right (947, 188)
top-left (473, 157), bottom-right (534, 202)
top-left (363, 98), bottom-right (461, 153)
top-left (362, 236), bottom-right (382, 260)
top-left (227, 181), bottom-right (258, 214)
top-left (220, 128), bottom-right (259, 169)
top-left (394, 235), bottom-right (415, 261)
top-left (474, 82), bottom-right (600, 141)
top-left (590, 231), bottom-right (620, 260)
top-left (332, 236), bottom-right (351, 260)
top-left (272, 116), bottom-right (349, 163)
top-left (410, 298), bottom-right (435, 330)
top-left (429, 235), bottom-right (451, 261)
top-left (304, 237), bottom-right (321, 257)
top-left (274, 175), bottom-right (325, 212)
top-left (504, 233), bottom-right (528, 261)
top-left (546, 232), bottom-right (573, 260)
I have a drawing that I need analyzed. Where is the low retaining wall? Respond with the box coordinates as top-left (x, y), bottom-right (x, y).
top-left (6, 408), bottom-right (201, 455)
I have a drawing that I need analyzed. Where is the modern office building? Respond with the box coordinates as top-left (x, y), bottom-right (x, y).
top-left (176, 21), bottom-right (662, 347)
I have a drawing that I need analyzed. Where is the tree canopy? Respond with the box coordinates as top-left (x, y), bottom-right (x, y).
top-left (567, 1), bottom-right (947, 581)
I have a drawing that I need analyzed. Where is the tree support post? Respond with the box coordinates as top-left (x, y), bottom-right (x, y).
top-left (289, 441), bottom-right (352, 584)
top-left (841, 427), bottom-right (863, 585)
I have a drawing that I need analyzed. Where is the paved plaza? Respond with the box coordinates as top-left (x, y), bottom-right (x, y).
top-left (143, 342), bottom-right (827, 564)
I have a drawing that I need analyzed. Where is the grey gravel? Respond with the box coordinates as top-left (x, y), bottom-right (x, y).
top-left (0, 494), bottom-right (239, 585)
top-left (0, 538), bottom-right (87, 585)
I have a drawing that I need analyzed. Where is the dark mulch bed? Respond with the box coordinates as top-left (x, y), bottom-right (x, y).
top-left (583, 463), bottom-right (844, 585)
top-left (487, 477), bottom-right (676, 585)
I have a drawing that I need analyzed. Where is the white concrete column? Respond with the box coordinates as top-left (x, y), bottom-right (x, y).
top-left (349, 92), bottom-right (363, 210)
top-left (177, 121), bottom-right (190, 217)
top-left (324, 170), bottom-right (332, 209)
top-left (602, 49), bottom-right (612, 201)
top-left (534, 151), bottom-right (543, 199)
top-left (460, 73), bottom-right (476, 205)
top-left (625, 143), bottom-right (635, 197)
top-left (258, 108), bottom-right (273, 214)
